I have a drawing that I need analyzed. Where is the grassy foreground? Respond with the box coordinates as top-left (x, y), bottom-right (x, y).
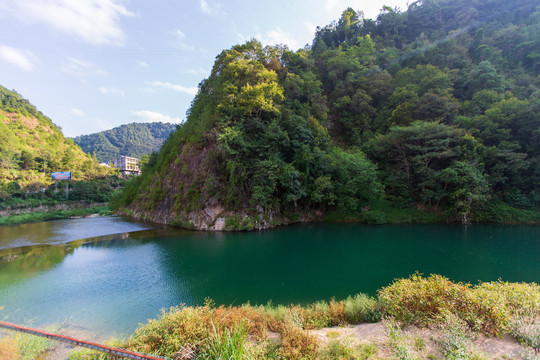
top-left (1, 275), bottom-right (539, 359)
top-left (0, 206), bottom-right (111, 226)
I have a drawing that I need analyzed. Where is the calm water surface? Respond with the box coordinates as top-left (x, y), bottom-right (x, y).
top-left (0, 218), bottom-right (538, 339)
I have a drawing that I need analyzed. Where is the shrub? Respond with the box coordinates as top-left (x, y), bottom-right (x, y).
top-left (360, 210), bottom-right (387, 224)
top-left (343, 294), bottom-right (382, 323)
top-left (378, 274), bottom-right (511, 335)
top-left (125, 305), bottom-right (210, 356)
top-left (305, 299), bottom-right (346, 329)
top-left (320, 340), bottom-right (357, 360)
top-left (303, 294), bottom-right (381, 329)
top-left (278, 322), bottom-right (319, 360)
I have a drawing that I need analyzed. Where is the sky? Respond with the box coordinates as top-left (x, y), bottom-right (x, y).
top-left (0, 0), bottom-right (409, 137)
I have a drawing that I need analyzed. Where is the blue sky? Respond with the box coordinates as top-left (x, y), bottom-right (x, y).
top-left (0, 0), bottom-right (409, 137)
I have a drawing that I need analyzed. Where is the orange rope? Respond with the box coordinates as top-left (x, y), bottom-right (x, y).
top-left (0, 321), bottom-right (165, 360)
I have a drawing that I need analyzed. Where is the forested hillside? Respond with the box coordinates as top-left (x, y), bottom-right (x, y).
top-left (72, 122), bottom-right (177, 162)
top-left (115, 0), bottom-right (540, 228)
top-left (0, 85), bottom-right (112, 195)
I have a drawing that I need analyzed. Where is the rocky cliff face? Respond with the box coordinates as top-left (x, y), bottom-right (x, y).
top-left (121, 141), bottom-right (314, 231)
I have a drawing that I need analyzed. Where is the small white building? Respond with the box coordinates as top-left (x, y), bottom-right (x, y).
top-left (112, 155), bottom-right (140, 174)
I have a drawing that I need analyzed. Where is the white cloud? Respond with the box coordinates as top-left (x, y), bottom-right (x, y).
top-left (131, 110), bottom-right (182, 124)
top-left (147, 81), bottom-right (198, 96)
top-left (99, 86), bottom-right (125, 97)
top-left (172, 29), bottom-right (186, 39)
top-left (136, 60), bottom-right (149, 68)
top-left (59, 57), bottom-right (107, 78)
top-left (170, 29), bottom-right (197, 52)
top-left (188, 67), bottom-right (208, 75)
top-left (0, 45), bottom-right (36, 71)
top-left (11, 0), bottom-right (134, 45)
top-left (305, 21), bottom-right (317, 36)
top-left (200, 0), bottom-right (222, 15)
top-left (257, 27), bottom-right (299, 50)
top-left (71, 108), bottom-right (85, 116)
top-left (324, 0), bottom-right (341, 11)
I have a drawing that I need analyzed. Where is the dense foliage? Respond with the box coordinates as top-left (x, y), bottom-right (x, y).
top-left (119, 0), bottom-right (540, 224)
top-left (72, 122), bottom-right (177, 162)
top-left (0, 85), bottom-right (114, 197)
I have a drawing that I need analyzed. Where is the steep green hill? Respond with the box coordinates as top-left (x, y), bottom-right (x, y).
top-left (0, 85), bottom-right (112, 193)
top-left (72, 122), bottom-right (177, 162)
top-left (114, 0), bottom-right (540, 228)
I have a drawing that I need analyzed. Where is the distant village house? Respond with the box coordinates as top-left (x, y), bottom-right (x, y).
top-left (112, 155), bottom-right (140, 174)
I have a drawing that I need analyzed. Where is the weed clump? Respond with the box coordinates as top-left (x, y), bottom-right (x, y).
top-left (378, 274), bottom-right (540, 336)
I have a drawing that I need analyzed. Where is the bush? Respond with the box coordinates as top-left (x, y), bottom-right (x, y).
top-left (473, 201), bottom-right (540, 223)
top-left (343, 294), bottom-right (382, 323)
top-left (302, 294), bottom-right (381, 329)
top-left (378, 274), bottom-right (512, 335)
top-left (278, 322), bottom-right (319, 360)
top-left (320, 340), bottom-right (357, 360)
top-left (360, 210), bottom-right (387, 224)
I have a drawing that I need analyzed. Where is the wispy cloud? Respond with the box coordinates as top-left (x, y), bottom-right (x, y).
top-left (10, 0), bottom-right (134, 46)
top-left (257, 27), bottom-right (299, 50)
top-left (71, 108), bottom-right (85, 117)
top-left (170, 29), bottom-right (197, 52)
top-left (188, 67), bottom-right (208, 75)
top-left (136, 60), bottom-right (149, 68)
top-left (172, 29), bottom-right (186, 39)
top-left (199, 0), bottom-right (223, 15)
top-left (0, 45), bottom-right (36, 71)
top-left (59, 57), bottom-right (107, 78)
top-left (147, 81), bottom-right (198, 96)
top-left (99, 86), bottom-right (125, 97)
top-left (305, 21), bottom-right (317, 36)
top-left (131, 110), bottom-right (182, 124)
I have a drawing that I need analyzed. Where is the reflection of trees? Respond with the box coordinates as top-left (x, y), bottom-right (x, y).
top-left (0, 221), bottom-right (58, 249)
top-left (0, 244), bottom-right (76, 286)
top-left (0, 228), bottom-right (192, 287)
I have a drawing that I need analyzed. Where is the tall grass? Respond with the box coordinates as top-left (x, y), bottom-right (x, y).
top-left (199, 322), bottom-right (252, 360)
top-left (0, 328), bottom-right (56, 360)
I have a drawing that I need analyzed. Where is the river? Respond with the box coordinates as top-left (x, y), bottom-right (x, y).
top-left (0, 217), bottom-right (538, 340)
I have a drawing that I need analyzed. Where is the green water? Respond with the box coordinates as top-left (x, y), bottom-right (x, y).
top-left (0, 219), bottom-right (539, 339)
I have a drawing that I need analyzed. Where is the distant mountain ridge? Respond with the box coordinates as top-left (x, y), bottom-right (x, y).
top-left (72, 122), bottom-right (177, 162)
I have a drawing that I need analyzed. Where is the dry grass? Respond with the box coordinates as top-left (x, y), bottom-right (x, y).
top-left (0, 334), bottom-right (19, 360)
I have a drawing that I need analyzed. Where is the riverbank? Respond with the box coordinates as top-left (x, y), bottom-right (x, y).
top-left (0, 205), bottom-right (111, 226)
top-left (119, 196), bottom-right (540, 232)
top-left (2, 275), bottom-right (538, 359)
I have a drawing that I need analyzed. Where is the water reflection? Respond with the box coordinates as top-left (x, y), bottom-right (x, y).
top-left (0, 216), bottom-right (153, 249)
top-left (0, 222), bottom-right (538, 340)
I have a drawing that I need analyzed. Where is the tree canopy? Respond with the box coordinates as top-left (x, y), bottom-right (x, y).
top-left (117, 0), bottom-right (540, 225)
